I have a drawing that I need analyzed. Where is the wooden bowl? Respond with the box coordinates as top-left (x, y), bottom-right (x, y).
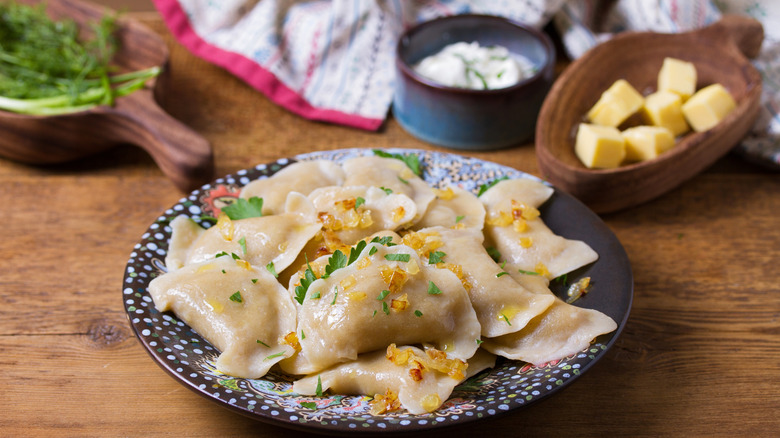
top-left (0, 0), bottom-right (213, 191)
top-left (536, 15), bottom-right (763, 213)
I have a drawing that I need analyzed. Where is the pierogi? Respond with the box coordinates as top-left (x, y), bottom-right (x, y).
top-left (148, 152), bottom-right (617, 415)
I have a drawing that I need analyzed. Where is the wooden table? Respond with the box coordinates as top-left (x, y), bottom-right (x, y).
top-left (2, 3), bottom-right (778, 436)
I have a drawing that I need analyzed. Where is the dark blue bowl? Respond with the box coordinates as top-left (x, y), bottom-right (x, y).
top-left (394, 14), bottom-right (555, 150)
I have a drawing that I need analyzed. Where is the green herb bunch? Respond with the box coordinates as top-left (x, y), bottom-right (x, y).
top-left (0, 1), bottom-right (160, 115)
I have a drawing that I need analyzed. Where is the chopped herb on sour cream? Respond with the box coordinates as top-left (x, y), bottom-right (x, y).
top-left (413, 42), bottom-right (537, 90)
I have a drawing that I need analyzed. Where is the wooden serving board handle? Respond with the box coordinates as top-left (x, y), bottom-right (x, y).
top-left (103, 88), bottom-right (214, 192)
top-left (697, 14), bottom-right (764, 59)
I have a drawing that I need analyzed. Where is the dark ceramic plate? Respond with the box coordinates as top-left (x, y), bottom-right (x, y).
top-left (123, 148), bottom-right (633, 434)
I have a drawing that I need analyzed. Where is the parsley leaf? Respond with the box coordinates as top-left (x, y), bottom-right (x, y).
top-left (382, 301), bottom-right (390, 315)
top-left (354, 196), bottom-right (365, 210)
top-left (477, 176), bottom-right (509, 197)
top-left (256, 340), bottom-right (270, 347)
top-left (496, 271), bottom-right (509, 278)
top-left (414, 310), bottom-right (423, 317)
top-left (379, 186), bottom-right (393, 195)
top-left (372, 149), bottom-right (422, 176)
top-left (324, 250), bottom-right (347, 278)
top-left (238, 236), bottom-right (247, 254)
top-left (348, 240), bottom-right (367, 265)
top-left (316, 376), bottom-right (323, 396)
top-left (266, 261), bottom-right (278, 278)
top-left (486, 247), bottom-right (502, 263)
top-left (384, 253), bottom-right (410, 262)
top-left (265, 351), bottom-right (285, 360)
top-left (229, 291), bottom-right (243, 303)
top-left (455, 215), bottom-right (465, 223)
top-left (427, 281), bottom-right (443, 295)
top-left (221, 196), bottom-right (264, 220)
top-left (377, 290), bottom-right (390, 300)
top-left (294, 260), bottom-right (317, 304)
top-left (518, 269), bottom-right (540, 276)
top-left (501, 314), bottom-right (512, 325)
top-left (428, 251), bottom-right (446, 264)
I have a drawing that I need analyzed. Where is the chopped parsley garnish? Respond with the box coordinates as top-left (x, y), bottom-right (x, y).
top-left (300, 330), bottom-right (306, 340)
top-left (265, 351), bottom-right (285, 360)
top-left (256, 340), bottom-right (270, 347)
top-left (293, 237), bottom-right (396, 304)
top-left (238, 236), bottom-right (247, 254)
top-left (331, 290), bottom-right (338, 305)
top-left (397, 176), bottom-right (409, 185)
top-left (384, 253), bottom-right (410, 262)
top-left (251, 278), bottom-right (258, 284)
top-left (316, 376), bottom-right (323, 396)
top-left (355, 196), bottom-right (365, 210)
top-left (496, 271), bottom-right (509, 278)
top-left (221, 269), bottom-right (226, 274)
top-left (428, 251), bottom-right (446, 264)
top-left (554, 273), bottom-right (568, 285)
top-left (324, 250), bottom-right (348, 277)
top-left (377, 290), bottom-right (390, 300)
top-left (414, 310), bottom-right (423, 317)
top-left (294, 259), bottom-right (317, 304)
top-left (501, 314), bottom-right (512, 325)
top-left (300, 402), bottom-right (316, 410)
top-left (382, 301), bottom-right (390, 315)
top-left (427, 281), bottom-right (443, 295)
top-left (221, 196), bottom-right (264, 220)
top-left (372, 310), bottom-right (377, 317)
top-left (229, 291), bottom-right (243, 303)
top-left (518, 269), bottom-right (540, 276)
top-left (214, 251), bottom-right (229, 258)
top-left (372, 149), bottom-right (422, 176)
top-left (486, 246), bottom-right (502, 263)
top-left (477, 176), bottom-right (509, 196)
top-left (310, 291), bottom-right (321, 299)
top-left (476, 339), bottom-right (484, 345)
top-left (455, 215), bottom-right (465, 223)
top-left (379, 186), bottom-right (393, 195)
top-left (368, 246), bottom-right (379, 256)
top-left (266, 261), bottom-right (278, 278)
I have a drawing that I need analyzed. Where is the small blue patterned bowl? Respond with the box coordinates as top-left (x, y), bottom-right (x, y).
top-left (394, 14), bottom-right (555, 150)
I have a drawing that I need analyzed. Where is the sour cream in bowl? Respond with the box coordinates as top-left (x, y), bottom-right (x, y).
top-left (394, 14), bottom-right (555, 150)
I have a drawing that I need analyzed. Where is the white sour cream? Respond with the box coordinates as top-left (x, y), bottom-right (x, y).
top-left (413, 41), bottom-right (536, 90)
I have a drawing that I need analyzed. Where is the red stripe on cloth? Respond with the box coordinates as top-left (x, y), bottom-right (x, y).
top-left (151, 0), bottom-right (385, 131)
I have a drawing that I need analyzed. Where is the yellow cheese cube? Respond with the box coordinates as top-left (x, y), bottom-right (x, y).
top-left (574, 123), bottom-right (626, 169)
top-left (681, 84), bottom-right (737, 132)
top-left (586, 79), bottom-right (645, 127)
top-left (622, 126), bottom-right (675, 162)
top-left (642, 90), bottom-right (690, 136)
top-left (658, 57), bottom-right (697, 100)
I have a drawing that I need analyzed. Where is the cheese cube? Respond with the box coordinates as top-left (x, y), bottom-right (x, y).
top-left (642, 90), bottom-right (690, 137)
top-left (681, 84), bottom-right (737, 132)
top-left (586, 79), bottom-right (645, 127)
top-left (574, 123), bottom-right (626, 169)
top-left (622, 126), bottom-right (675, 162)
top-left (658, 57), bottom-right (697, 100)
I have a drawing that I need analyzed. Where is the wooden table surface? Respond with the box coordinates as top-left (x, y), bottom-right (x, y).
top-left (1, 2), bottom-right (778, 436)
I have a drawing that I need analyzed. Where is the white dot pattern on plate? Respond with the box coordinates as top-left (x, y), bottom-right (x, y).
top-left (123, 148), bottom-right (621, 434)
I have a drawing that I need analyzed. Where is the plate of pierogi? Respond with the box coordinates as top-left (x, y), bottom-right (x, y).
top-left (123, 148), bottom-right (632, 433)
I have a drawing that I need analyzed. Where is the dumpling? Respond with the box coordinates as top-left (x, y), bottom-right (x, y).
top-left (293, 345), bottom-right (496, 415)
top-left (341, 156), bottom-right (435, 223)
top-left (405, 227), bottom-right (555, 338)
top-left (164, 215), bottom-right (207, 271)
top-left (480, 179), bottom-right (597, 278)
top-left (281, 241), bottom-right (481, 375)
top-left (148, 256), bottom-right (298, 378)
top-left (415, 185), bottom-right (486, 231)
top-left (479, 178), bottom-right (555, 211)
top-left (239, 160), bottom-right (345, 215)
top-left (481, 272), bottom-right (617, 366)
top-left (308, 185), bottom-right (417, 249)
top-left (173, 192), bottom-right (321, 273)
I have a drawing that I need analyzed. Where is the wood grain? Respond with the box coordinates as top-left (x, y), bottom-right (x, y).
top-left (0, 5), bottom-right (778, 437)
